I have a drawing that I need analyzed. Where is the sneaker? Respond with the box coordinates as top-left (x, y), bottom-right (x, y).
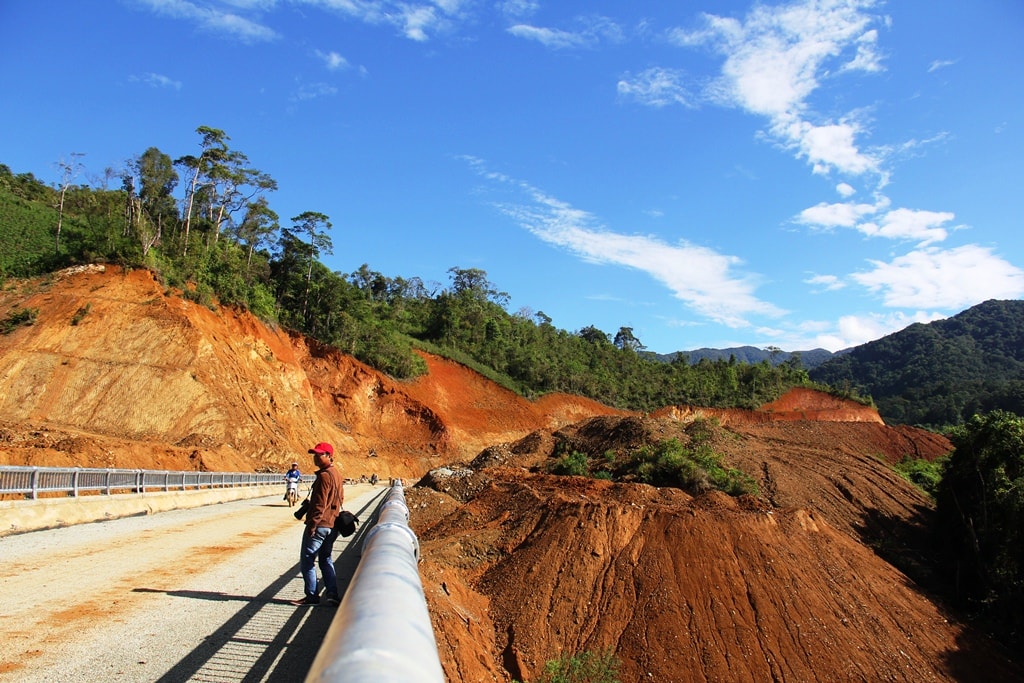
top-left (324, 593), bottom-right (340, 606)
top-left (289, 595), bottom-right (320, 606)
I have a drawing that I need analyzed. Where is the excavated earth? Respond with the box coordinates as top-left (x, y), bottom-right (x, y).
top-left (1, 266), bottom-right (1021, 682)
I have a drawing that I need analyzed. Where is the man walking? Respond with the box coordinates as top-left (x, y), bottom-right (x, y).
top-left (291, 441), bottom-right (344, 606)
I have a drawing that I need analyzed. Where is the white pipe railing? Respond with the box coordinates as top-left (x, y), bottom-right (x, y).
top-left (0, 465), bottom-right (291, 499)
top-left (306, 483), bottom-right (446, 683)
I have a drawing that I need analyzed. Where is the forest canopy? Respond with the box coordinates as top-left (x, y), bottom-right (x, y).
top-left (0, 127), bottom-right (820, 412)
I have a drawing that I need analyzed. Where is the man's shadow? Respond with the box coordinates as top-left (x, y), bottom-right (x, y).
top-left (137, 489), bottom-right (386, 683)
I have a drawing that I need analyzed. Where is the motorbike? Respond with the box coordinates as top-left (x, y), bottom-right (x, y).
top-left (285, 480), bottom-right (299, 507)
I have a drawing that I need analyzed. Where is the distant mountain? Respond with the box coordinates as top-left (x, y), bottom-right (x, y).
top-left (650, 346), bottom-right (839, 370)
top-left (809, 299), bottom-right (1024, 427)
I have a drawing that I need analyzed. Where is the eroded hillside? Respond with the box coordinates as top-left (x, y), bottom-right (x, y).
top-left (2, 265), bottom-right (1019, 681)
top-left (0, 266), bottom-right (621, 475)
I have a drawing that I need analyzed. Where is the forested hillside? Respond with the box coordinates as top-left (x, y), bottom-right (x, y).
top-left (0, 130), bottom-right (815, 413)
top-left (810, 299), bottom-right (1024, 426)
top-left (654, 344), bottom-right (838, 370)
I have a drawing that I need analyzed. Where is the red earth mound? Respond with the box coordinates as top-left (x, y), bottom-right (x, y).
top-left (411, 416), bottom-right (1020, 682)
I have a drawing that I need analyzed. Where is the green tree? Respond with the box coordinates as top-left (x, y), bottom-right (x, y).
top-left (234, 196), bottom-right (278, 278)
top-left (936, 410), bottom-right (1024, 638)
top-left (613, 326), bottom-right (643, 352)
top-left (290, 211), bottom-right (333, 323)
top-left (126, 147), bottom-right (178, 257)
top-left (176, 126), bottom-right (231, 256)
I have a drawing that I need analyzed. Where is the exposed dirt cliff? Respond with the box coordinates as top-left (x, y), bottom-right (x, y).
top-left (2, 266), bottom-right (1019, 682)
top-left (0, 265), bottom-right (620, 477)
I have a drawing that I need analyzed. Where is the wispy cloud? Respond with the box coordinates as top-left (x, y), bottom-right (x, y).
top-left (928, 58), bottom-right (956, 73)
top-left (617, 67), bottom-right (692, 108)
top-left (130, 72), bottom-right (183, 90)
top-left (296, 0), bottom-right (468, 41)
top-left (463, 156), bottom-right (784, 329)
top-left (292, 81), bottom-right (338, 101)
top-left (507, 24), bottom-right (590, 49)
top-left (499, 0), bottom-right (538, 19)
top-left (133, 0), bottom-right (278, 42)
top-left (508, 15), bottom-right (623, 49)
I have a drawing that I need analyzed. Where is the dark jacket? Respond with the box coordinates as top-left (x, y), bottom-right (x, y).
top-left (307, 464), bottom-right (344, 530)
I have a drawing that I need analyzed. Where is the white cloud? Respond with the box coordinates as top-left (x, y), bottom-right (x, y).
top-left (315, 50), bottom-right (349, 70)
top-left (841, 29), bottom-right (883, 72)
top-left (134, 0), bottom-right (278, 42)
top-left (852, 245), bottom-right (1024, 309)
top-left (797, 201), bottom-right (953, 245)
top-left (617, 67), bottom-right (692, 108)
top-left (836, 182), bottom-right (856, 197)
top-left (861, 207), bottom-right (954, 245)
top-left (805, 274), bottom-right (846, 291)
top-left (797, 200), bottom-right (878, 228)
top-left (815, 310), bottom-right (945, 350)
top-left (669, 0), bottom-right (884, 177)
top-left (784, 118), bottom-right (877, 175)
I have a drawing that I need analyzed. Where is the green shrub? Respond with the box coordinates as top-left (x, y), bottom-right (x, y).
top-left (892, 454), bottom-right (947, 497)
top-left (551, 450), bottom-right (590, 476)
top-left (1, 306), bottom-right (38, 334)
top-left (629, 438), bottom-right (758, 496)
top-left (514, 649), bottom-right (620, 683)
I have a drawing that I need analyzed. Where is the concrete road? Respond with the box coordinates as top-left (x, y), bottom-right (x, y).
top-left (0, 484), bottom-right (386, 683)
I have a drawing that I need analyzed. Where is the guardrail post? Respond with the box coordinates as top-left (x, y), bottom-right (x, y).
top-left (30, 467), bottom-right (39, 500)
top-left (306, 484), bottom-right (445, 683)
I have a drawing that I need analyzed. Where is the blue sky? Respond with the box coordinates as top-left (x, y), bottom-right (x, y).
top-left (2, 1), bottom-right (1023, 354)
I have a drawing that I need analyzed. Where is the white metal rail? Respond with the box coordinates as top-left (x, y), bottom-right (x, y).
top-left (0, 465), bottom-right (290, 499)
top-left (306, 482), bottom-right (446, 683)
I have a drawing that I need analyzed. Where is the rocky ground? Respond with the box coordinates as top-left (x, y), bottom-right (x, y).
top-left (2, 266), bottom-right (1021, 682)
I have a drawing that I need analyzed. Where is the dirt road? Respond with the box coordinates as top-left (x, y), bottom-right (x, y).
top-left (0, 484), bottom-right (384, 683)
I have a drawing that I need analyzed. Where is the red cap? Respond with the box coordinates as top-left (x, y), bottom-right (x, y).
top-left (308, 442), bottom-right (334, 457)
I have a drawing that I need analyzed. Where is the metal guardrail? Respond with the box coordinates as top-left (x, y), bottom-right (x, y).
top-left (0, 465), bottom-right (293, 499)
top-left (307, 482), bottom-right (446, 683)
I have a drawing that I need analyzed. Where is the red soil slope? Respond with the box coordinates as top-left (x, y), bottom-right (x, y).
top-left (0, 266), bottom-right (620, 475)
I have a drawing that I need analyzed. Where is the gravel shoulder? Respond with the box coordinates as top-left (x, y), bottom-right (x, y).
top-left (0, 484), bottom-right (384, 682)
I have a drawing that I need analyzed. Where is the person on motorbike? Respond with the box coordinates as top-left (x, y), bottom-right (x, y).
top-left (284, 462), bottom-right (302, 501)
